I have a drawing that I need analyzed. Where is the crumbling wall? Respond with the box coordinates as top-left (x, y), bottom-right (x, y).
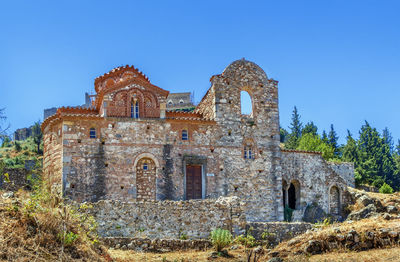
top-left (86, 196), bottom-right (245, 239)
top-left (281, 151), bottom-right (351, 218)
top-left (328, 162), bottom-right (355, 188)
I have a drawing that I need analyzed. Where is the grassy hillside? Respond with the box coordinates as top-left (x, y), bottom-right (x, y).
top-left (0, 137), bottom-right (43, 169)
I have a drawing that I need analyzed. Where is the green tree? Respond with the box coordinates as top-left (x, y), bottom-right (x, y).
top-left (302, 121), bottom-right (318, 136)
top-left (379, 183), bottom-right (394, 194)
top-left (32, 121), bottom-right (43, 154)
top-left (297, 133), bottom-right (335, 160)
top-left (342, 130), bottom-right (359, 163)
top-left (280, 127), bottom-right (289, 143)
top-left (382, 127), bottom-right (394, 154)
top-left (321, 130), bottom-right (328, 144)
top-left (328, 124), bottom-right (339, 156)
top-left (14, 141), bottom-right (21, 152)
top-left (285, 106), bottom-right (302, 149)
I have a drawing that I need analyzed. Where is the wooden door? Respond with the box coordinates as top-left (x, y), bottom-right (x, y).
top-left (186, 165), bottom-right (202, 200)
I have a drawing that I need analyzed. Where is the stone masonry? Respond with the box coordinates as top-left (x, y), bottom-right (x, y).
top-left (42, 59), bottom-right (354, 229)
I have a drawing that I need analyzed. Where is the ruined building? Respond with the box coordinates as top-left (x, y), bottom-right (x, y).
top-left (42, 59), bottom-right (354, 222)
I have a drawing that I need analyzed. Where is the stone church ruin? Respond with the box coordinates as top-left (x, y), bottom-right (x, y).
top-left (41, 59), bottom-right (354, 240)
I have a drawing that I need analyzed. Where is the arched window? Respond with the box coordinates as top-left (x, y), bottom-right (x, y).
top-left (179, 99), bottom-right (184, 104)
top-left (167, 100), bottom-right (173, 106)
top-left (244, 146), bottom-right (253, 159)
top-left (131, 99), bottom-right (139, 118)
top-left (240, 90), bottom-right (252, 116)
top-left (182, 130), bottom-right (188, 140)
top-left (89, 128), bottom-right (96, 138)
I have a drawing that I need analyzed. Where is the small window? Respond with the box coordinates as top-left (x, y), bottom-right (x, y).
top-left (182, 130), bottom-right (188, 140)
top-left (131, 99), bottom-right (139, 118)
top-left (89, 128), bottom-right (96, 138)
top-left (143, 163), bottom-right (148, 170)
top-left (168, 100), bottom-right (173, 106)
top-left (179, 99), bottom-right (184, 104)
top-left (244, 146), bottom-right (253, 159)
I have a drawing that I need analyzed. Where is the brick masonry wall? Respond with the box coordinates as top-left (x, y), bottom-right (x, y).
top-left (43, 123), bottom-right (63, 194)
top-left (85, 196), bottom-right (245, 239)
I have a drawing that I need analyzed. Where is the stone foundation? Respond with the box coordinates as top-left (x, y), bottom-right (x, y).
top-left (247, 222), bottom-right (312, 245)
top-left (102, 237), bottom-right (212, 252)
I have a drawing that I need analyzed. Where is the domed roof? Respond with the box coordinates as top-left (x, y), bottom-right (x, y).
top-left (222, 58), bottom-right (268, 80)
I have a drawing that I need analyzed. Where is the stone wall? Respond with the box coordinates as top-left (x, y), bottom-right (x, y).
top-left (247, 222), bottom-right (312, 245)
top-left (101, 237), bottom-right (211, 251)
top-left (86, 196), bottom-right (245, 240)
top-left (42, 123), bottom-right (63, 193)
top-left (13, 126), bottom-right (33, 141)
top-left (281, 151), bottom-right (350, 218)
top-left (328, 162), bottom-right (355, 188)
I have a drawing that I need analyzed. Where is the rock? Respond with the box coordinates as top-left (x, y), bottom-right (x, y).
top-left (115, 244), bottom-right (120, 249)
top-left (208, 251), bottom-right (218, 259)
top-left (336, 234), bottom-right (345, 241)
top-left (288, 238), bottom-right (301, 246)
top-left (333, 227), bottom-right (341, 233)
top-left (365, 231), bottom-right (375, 240)
top-left (121, 245), bottom-right (127, 250)
top-left (230, 245), bottom-right (239, 250)
top-left (268, 251), bottom-right (280, 257)
top-left (379, 228), bottom-right (390, 238)
top-left (357, 195), bottom-right (374, 207)
top-left (267, 258), bottom-right (283, 262)
top-left (254, 245), bottom-right (264, 254)
top-left (382, 213), bottom-right (391, 220)
top-left (389, 231), bottom-right (398, 238)
top-left (127, 242), bottom-right (134, 249)
top-left (2, 192), bottom-right (14, 199)
top-left (303, 204), bottom-right (328, 223)
top-left (347, 204), bottom-right (377, 221)
top-left (387, 205), bottom-right (398, 214)
top-left (304, 240), bottom-right (323, 255)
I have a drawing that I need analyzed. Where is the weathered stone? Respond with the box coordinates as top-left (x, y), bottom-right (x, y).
top-left (304, 240), bottom-right (323, 255)
top-left (302, 204), bottom-right (327, 223)
top-left (347, 204), bottom-right (377, 221)
top-left (387, 205), bottom-right (397, 214)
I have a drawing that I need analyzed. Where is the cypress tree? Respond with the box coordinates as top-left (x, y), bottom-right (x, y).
top-left (285, 106), bottom-right (302, 149)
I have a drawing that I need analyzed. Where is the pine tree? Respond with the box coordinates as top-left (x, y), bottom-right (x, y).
top-left (280, 127), bottom-right (289, 143)
top-left (302, 121), bottom-right (318, 136)
top-left (285, 106), bottom-right (302, 149)
top-left (328, 124), bottom-right (339, 156)
top-left (321, 130), bottom-right (328, 144)
top-left (342, 130), bottom-right (359, 163)
top-left (382, 127), bottom-right (394, 154)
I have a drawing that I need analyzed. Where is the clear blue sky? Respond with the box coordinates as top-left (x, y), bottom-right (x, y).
top-left (1, 0), bottom-right (399, 144)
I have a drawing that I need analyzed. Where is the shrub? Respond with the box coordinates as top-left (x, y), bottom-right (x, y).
top-left (14, 141), bottom-right (21, 152)
top-left (379, 183), bottom-right (394, 194)
top-left (210, 228), bottom-right (232, 252)
top-left (284, 205), bottom-right (294, 222)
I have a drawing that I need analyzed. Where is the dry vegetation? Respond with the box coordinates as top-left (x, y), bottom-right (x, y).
top-left (0, 187), bottom-right (110, 261)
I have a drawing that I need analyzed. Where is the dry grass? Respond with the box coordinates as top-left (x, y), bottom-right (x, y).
top-left (0, 188), bottom-right (109, 261)
top-left (288, 247), bottom-right (400, 262)
top-left (109, 248), bottom-right (246, 262)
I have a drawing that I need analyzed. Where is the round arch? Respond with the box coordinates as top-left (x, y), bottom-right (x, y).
top-left (133, 152), bottom-right (160, 169)
top-left (328, 184), bottom-right (341, 216)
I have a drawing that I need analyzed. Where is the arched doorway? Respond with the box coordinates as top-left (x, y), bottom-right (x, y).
top-left (288, 180), bottom-right (300, 210)
top-left (136, 158), bottom-right (156, 200)
top-left (329, 186), bottom-right (340, 215)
